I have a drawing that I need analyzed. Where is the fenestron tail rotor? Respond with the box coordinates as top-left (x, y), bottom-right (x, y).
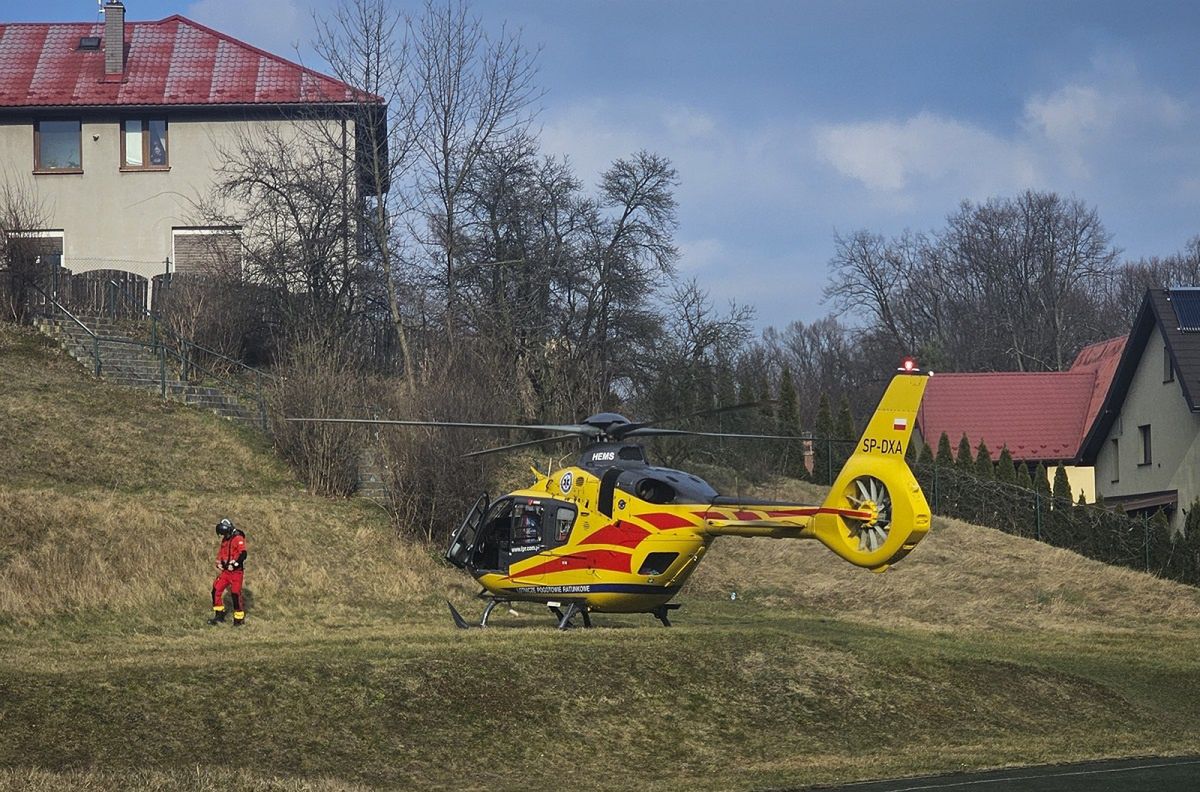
top-left (846, 475), bottom-right (892, 553)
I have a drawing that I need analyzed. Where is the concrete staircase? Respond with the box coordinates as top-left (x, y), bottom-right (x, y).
top-left (34, 314), bottom-right (263, 428)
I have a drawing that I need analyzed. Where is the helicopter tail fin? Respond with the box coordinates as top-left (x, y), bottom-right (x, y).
top-left (810, 369), bottom-right (932, 572)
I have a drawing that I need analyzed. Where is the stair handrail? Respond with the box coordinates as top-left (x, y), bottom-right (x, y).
top-left (35, 283), bottom-right (223, 401)
top-left (107, 279), bottom-right (272, 430)
top-left (33, 283), bottom-right (266, 426)
top-left (105, 279), bottom-right (274, 382)
top-left (31, 283), bottom-right (103, 376)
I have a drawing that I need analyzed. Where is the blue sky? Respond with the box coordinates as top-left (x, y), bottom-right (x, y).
top-left (12, 1), bottom-right (1200, 329)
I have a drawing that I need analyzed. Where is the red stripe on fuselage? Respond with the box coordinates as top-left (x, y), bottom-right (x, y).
top-left (764, 508), bottom-right (819, 517)
top-left (638, 512), bottom-right (698, 530)
top-left (688, 506), bottom-right (872, 522)
top-left (511, 549), bottom-right (632, 579)
top-left (578, 521), bottom-right (650, 548)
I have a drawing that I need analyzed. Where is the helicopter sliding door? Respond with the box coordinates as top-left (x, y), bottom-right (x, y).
top-left (446, 493), bottom-right (489, 570)
top-left (453, 496), bottom-right (525, 573)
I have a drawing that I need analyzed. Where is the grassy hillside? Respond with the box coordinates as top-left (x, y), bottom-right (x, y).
top-left (2, 323), bottom-right (1199, 791)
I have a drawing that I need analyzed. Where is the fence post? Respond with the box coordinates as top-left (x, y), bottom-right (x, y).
top-left (932, 465), bottom-right (939, 512)
top-left (92, 334), bottom-right (101, 377)
top-left (159, 344), bottom-right (167, 399)
top-left (1144, 520), bottom-right (1150, 572)
top-left (1034, 491), bottom-right (1043, 540)
top-left (257, 372), bottom-right (268, 432)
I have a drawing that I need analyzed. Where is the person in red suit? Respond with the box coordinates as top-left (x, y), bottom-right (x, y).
top-left (208, 518), bottom-right (248, 626)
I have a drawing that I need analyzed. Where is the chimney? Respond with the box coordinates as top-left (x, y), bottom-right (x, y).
top-left (103, 1), bottom-right (126, 77)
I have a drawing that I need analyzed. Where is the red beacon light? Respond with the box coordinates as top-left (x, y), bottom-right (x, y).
top-left (899, 356), bottom-right (918, 373)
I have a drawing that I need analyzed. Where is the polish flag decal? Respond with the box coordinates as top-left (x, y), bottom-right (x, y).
top-left (893, 417), bottom-right (908, 431)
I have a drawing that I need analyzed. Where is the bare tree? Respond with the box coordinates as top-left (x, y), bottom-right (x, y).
top-left (573, 151), bottom-right (680, 396)
top-left (825, 229), bottom-right (933, 355)
top-left (313, 0), bottom-right (422, 385)
top-left (943, 191), bottom-right (1118, 370)
top-left (1103, 236), bottom-right (1200, 329)
top-left (0, 176), bottom-right (51, 323)
top-left (455, 138), bottom-right (591, 417)
top-left (825, 190), bottom-right (1120, 372)
top-left (410, 0), bottom-right (540, 341)
top-left (200, 121), bottom-right (379, 343)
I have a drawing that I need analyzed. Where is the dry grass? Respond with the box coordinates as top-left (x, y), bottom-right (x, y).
top-left (0, 326), bottom-right (290, 492)
top-left (689, 478), bottom-right (1200, 634)
top-left (0, 489), bottom-right (460, 620)
top-left (0, 323), bottom-right (458, 621)
top-left (0, 768), bottom-right (373, 792)
top-left (3, 321), bottom-right (1200, 791)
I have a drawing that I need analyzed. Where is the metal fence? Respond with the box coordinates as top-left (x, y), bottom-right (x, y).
top-left (910, 456), bottom-right (1200, 586)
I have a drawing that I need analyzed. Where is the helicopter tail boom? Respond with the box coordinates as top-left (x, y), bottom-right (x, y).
top-left (695, 369), bottom-right (931, 572)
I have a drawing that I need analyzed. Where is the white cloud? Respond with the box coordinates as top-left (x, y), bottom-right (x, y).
top-left (1018, 48), bottom-right (1186, 183)
top-left (677, 237), bottom-right (726, 275)
top-left (538, 99), bottom-right (646, 185)
top-left (814, 112), bottom-right (1040, 203)
top-left (811, 54), bottom-right (1197, 220)
top-left (538, 99), bottom-right (730, 189)
top-left (539, 50), bottom-right (1200, 331)
top-left (1023, 84), bottom-right (1111, 146)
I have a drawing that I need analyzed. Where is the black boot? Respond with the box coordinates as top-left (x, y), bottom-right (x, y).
top-left (232, 611), bottom-right (245, 627)
top-left (207, 610), bottom-right (226, 625)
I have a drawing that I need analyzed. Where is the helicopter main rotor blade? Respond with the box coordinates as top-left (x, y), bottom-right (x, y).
top-left (285, 417), bottom-right (594, 435)
top-left (461, 433), bottom-right (580, 459)
top-left (610, 400), bottom-right (778, 439)
top-left (624, 427), bottom-right (805, 440)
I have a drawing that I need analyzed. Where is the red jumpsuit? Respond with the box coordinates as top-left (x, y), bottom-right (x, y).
top-left (212, 530), bottom-right (248, 622)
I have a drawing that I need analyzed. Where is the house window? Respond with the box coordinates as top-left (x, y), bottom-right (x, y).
top-left (1139, 424), bottom-right (1152, 466)
top-left (1110, 438), bottom-right (1119, 483)
top-left (1164, 347), bottom-right (1174, 383)
top-left (34, 120), bottom-right (82, 172)
top-left (122, 119), bottom-right (168, 169)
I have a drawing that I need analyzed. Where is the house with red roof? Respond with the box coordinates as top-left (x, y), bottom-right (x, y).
top-left (914, 335), bottom-right (1126, 502)
top-left (1079, 288), bottom-right (1200, 533)
top-left (0, 1), bottom-right (379, 307)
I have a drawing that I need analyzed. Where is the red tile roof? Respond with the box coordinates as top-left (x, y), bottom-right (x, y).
top-left (0, 15), bottom-right (364, 107)
top-left (917, 336), bottom-right (1127, 462)
top-left (1069, 335), bottom-right (1127, 431)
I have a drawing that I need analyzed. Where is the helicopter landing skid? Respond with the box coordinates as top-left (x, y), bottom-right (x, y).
top-left (650, 603), bottom-right (682, 627)
top-left (447, 594), bottom-right (594, 630)
top-left (547, 600), bottom-right (592, 630)
top-left (447, 594), bottom-right (510, 629)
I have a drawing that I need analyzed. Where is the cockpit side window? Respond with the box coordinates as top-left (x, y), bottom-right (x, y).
top-left (636, 477), bottom-right (676, 504)
top-left (554, 507), bottom-right (575, 542)
top-left (512, 503), bottom-right (543, 552)
top-left (494, 499), bottom-right (578, 561)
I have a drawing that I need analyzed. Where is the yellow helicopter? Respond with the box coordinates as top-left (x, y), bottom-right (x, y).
top-left (293, 360), bottom-right (931, 629)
